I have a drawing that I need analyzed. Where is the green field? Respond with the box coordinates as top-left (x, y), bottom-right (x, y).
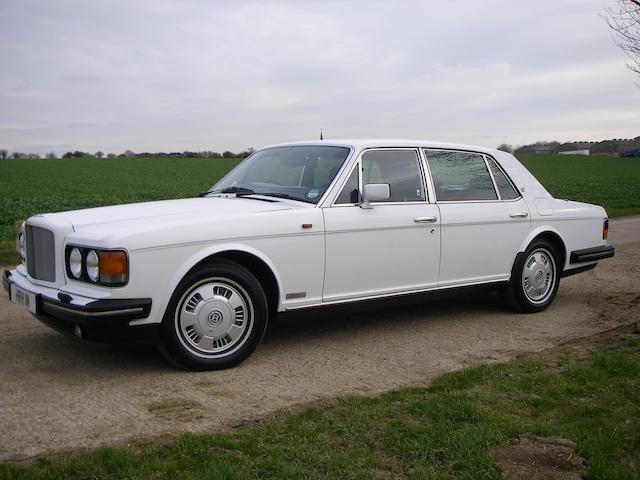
top-left (0, 156), bottom-right (241, 263)
top-left (518, 154), bottom-right (640, 218)
top-left (1, 153), bottom-right (638, 263)
top-left (2, 330), bottom-right (638, 479)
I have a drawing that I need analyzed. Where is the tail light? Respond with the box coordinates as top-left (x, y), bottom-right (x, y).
top-left (603, 219), bottom-right (609, 240)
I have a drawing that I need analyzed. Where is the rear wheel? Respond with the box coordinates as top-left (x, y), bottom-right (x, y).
top-left (160, 260), bottom-right (268, 370)
top-left (500, 239), bottom-right (560, 313)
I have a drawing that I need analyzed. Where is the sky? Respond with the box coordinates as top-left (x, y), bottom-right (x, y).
top-left (1, 0), bottom-right (639, 155)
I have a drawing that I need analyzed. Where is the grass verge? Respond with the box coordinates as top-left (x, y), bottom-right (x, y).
top-left (1, 325), bottom-right (639, 479)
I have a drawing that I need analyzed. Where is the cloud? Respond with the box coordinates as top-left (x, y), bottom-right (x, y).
top-left (0, 0), bottom-right (638, 154)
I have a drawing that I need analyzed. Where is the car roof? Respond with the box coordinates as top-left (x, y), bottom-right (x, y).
top-left (262, 139), bottom-right (500, 156)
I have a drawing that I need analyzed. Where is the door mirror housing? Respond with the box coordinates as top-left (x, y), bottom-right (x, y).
top-left (360, 183), bottom-right (390, 208)
top-left (363, 183), bottom-right (390, 202)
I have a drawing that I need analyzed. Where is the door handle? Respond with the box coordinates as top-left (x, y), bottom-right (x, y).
top-left (509, 212), bottom-right (529, 218)
top-left (414, 216), bottom-right (438, 223)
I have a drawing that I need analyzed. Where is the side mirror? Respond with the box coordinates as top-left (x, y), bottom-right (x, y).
top-left (360, 183), bottom-right (390, 209)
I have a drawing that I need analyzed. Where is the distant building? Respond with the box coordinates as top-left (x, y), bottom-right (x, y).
top-left (514, 144), bottom-right (558, 155)
top-left (556, 142), bottom-right (594, 156)
top-left (558, 149), bottom-right (589, 156)
top-left (515, 136), bottom-right (640, 157)
top-left (590, 138), bottom-right (639, 157)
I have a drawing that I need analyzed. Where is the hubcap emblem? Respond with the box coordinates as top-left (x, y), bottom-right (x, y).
top-left (208, 310), bottom-right (223, 326)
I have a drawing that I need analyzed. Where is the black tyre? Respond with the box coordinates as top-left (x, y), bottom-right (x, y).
top-left (500, 239), bottom-right (560, 313)
top-left (160, 260), bottom-right (268, 370)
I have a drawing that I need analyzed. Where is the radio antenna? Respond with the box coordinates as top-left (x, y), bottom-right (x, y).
top-left (320, 128), bottom-right (323, 140)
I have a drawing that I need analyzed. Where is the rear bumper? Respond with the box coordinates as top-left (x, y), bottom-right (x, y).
top-left (569, 245), bottom-right (615, 264)
top-left (3, 269), bottom-right (159, 345)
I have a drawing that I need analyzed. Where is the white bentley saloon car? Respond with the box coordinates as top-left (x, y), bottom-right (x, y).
top-left (4, 140), bottom-right (614, 370)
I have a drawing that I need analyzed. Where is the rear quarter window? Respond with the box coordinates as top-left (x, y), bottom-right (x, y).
top-left (486, 157), bottom-right (520, 200)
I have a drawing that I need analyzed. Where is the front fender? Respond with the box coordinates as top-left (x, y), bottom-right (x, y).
top-left (154, 242), bottom-right (284, 325)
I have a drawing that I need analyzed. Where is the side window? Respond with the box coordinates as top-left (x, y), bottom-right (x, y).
top-left (486, 157), bottom-right (520, 200)
top-left (425, 150), bottom-right (497, 201)
top-left (335, 165), bottom-right (360, 204)
top-left (361, 150), bottom-right (425, 202)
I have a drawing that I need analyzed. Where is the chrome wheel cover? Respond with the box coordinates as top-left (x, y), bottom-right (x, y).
top-left (175, 277), bottom-right (253, 358)
top-left (521, 248), bottom-right (556, 305)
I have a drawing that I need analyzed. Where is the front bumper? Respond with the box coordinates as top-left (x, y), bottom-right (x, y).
top-left (3, 269), bottom-right (158, 345)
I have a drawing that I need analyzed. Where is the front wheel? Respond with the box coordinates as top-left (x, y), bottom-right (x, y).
top-left (159, 260), bottom-right (268, 370)
top-left (500, 240), bottom-right (560, 313)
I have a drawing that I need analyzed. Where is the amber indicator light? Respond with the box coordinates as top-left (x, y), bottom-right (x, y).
top-left (302, 223), bottom-right (313, 229)
top-left (99, 251), bottom-right (128, 276)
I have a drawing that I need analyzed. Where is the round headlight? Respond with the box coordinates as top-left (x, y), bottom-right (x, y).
top-left (85, 250), bottom-right (100, 283)
top-left (69, 248), bottom-right (82, 279)
top-left (18, 232), bottom-right (26, 262)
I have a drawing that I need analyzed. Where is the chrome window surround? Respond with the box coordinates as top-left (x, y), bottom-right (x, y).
top-left (422, 148), bottom-right (522, 204)
top-left (483, 155), bottom-right (521, 201)
top-left (330, 148), bottom-right (430, 207)
top-left (484, 155), bottom-right (501, 200)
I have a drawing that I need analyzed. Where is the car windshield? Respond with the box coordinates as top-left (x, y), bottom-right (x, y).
top-left (209, 145), bottom-right (351, 204)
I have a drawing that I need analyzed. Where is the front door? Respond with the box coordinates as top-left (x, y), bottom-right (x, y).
top-left (322, 148), bottom-right (441, 302)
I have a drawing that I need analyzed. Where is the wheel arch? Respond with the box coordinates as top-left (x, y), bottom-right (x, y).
top-left (162, 244), bottom-right (283, 321)
top-left (515, 226), bottom-right (567, 273)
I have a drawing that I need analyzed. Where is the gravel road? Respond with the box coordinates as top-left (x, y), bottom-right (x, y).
top-left (1, 218), bottom-right (638, 461)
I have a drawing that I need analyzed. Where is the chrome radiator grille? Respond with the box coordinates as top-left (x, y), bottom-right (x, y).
top-left (25, 225), bottom-right (56, 281)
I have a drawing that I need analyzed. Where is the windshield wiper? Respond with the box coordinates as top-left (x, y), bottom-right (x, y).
top-left (241, 192), bottom-right (314, 204)
top-left (200, 187), bottom-right (313, 204)
top-left (199, 186), bottom-right (255, 197)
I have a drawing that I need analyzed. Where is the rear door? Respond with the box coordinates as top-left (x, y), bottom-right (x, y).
top-left (424, 149), bottom-right (530, 286)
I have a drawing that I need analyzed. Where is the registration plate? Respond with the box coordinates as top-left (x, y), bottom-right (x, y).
top-left (10, 284), bottom-right (38, 314)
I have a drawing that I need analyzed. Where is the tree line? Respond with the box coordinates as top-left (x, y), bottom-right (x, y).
top-left (0, 148), bottom-right (255, 160)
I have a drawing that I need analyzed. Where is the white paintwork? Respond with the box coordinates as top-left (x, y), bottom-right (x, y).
top-left (323, 203), bottom-right (441, 302)
top-left (9, 139), bottom-right (611, 327)
top-left (437, 200), bottom-right (531, 286)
